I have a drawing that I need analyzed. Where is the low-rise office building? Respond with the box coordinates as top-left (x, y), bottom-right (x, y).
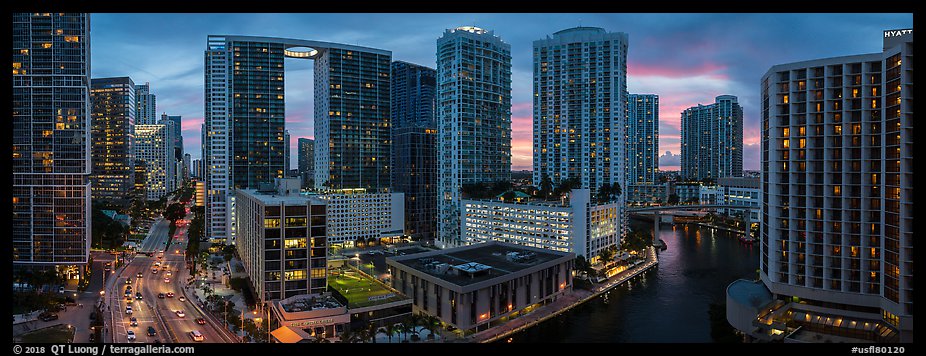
top-left (386, 241), bottom-right (575, 333)
top-left (312, 189), bottom-right (404, 247)
top-left (461, 189), bottom-right (618, 261)
top-left (269, 293), bottom-right (350, 343)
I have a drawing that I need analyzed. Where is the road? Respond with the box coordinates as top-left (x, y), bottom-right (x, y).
top-left (138, 218), bottom-right (170, 253)
top-left (105, 207), bottom-right (236, 344)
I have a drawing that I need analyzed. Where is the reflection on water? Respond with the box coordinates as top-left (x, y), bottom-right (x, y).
top-left (506, 221), bottom-right (759, 343)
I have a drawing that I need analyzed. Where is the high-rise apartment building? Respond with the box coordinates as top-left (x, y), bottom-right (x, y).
top-left (297, 138), bottom-right (314, 188)
top-left (680, 95), bottom-right (743, 181)
top-left (13, 13), bottom-right (93, 274)
top-left (436, 26), bottom-right (512, 248)
top-left (532, 27), bottom-right (628, 195)
top-left (626, 93), bottom-right (660, 203)
top-left (135, 82), bottom-right (157, 125)
top-left (391, 61), bottom-right (437, 243)
top-left (134, 124), bottom-right (171, 200)
top-left (284, 130), bottom-right (291, 174)
top-left (727, 29), bottom-right (913, 343)
top-left (205, 35), bottom-right (390, 243)
top-left (90, 77), bottom-right (136, 206)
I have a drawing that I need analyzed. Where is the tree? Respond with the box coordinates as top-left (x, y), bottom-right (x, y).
top-left (598, 244), bottom-right (617, 266)
top-left (222, 244), bottom-right (237, 262)
top-left (501, 191), bottom-right (516, 202)
top-left (384, 323), bottom-right (397, 343)
top-left (538, 173), bottom-right (553, 199)
top-left (574, 255), bottom-right (591, 274)
top-left (366, 322), bottom-right (379, 343)
top-left (163, 202), bottom-right (185, 224)
top-left (420, 314), bottom-right (442, 341)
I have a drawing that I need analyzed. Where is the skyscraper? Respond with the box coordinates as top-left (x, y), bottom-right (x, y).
top-left (391, 61), bottom-right (437, 243)
top-left (135, 82), bottom-right (157, 125)
top-left (13, 13), bottom-right (92, 275)
top-left (436, 26), bottom-right (512, 248)
top-left (161, 113), bottom-right (183, 157)
top-left (183, 153), bottom-right (191, 182)
top-left (135, 124), bottom-right (171, 200)
top-left (284, 130), bottom-right (291, 173)
top-left (297, 138), bottom-right (315, 188)
top-left (532, 27), bottom-right (629, 198)
top-left (680, 95), bottom-right (743, 181)
top-left (90, 77), bottom-right (136, 206)
top-left (626, 93), bottom-right (660, 203)
top-left (205, 35), bottom-right (390, 243)
top-left (728, 29), bottom-right (912, 343)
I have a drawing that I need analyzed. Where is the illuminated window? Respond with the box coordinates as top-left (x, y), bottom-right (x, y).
top-left (284, 217), bottom-right (306, 227)
top-left (783, 95), bottom-right (789, 104)
top-left (284, 238), bottom-right (307, 249)
top-left (833, 186), bottom-right (841, 195)
top-left (41, 43), bottom-right (52, 49)
top-left (782, 139), bottom-right (790, 148)
top-left (64, 36), bottom-right (79, 42)
top-left (284, 270), bottom-right (306, 280)
top-left (264, 218), bottom-right (280, 228)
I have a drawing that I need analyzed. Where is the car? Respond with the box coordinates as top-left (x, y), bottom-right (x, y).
top-left (164, 277), bottom-right (170, 283)
top-left (152, 269), bottom-right (158, 274)
top-left (189, 330), bottom-right (204, 342)
top-left (178, 296), bottom-right (185, 302)
top-left (157, 293), bottom-right (165, 299)
top-left (175, 310), bottom-right (185, 318)
top-left (137, 272), bottom-right (144, 278)
top-left (154, 261), bottom-right (161, 266)
top-left (130, 317), bottom-right (138, 326)
top-left (147, 326), bottom-right (157, 337)
top-left (39, 312), bottom-right (58, 322)
top-left (58, 286), bottom-right (65, 293)
top-left (195, 317), bottom-right (206, 325)
top-left (166, 292), bottom-right (174, 298)
top-left (126, 330), bottom-right (136, 341)
top-left (125, 278), bottom-right (132, 284)
top-left (126, 285), bottom-right (132, 291)
top-left (125, 306), bottom-right (133, 314)
top-left (135, 292), bottom-right (143, 300)
top-left (162, 266), bottom-right (168, 270)
top-left (166, 271), bottom-right (172, 277)
top-left (125, 298), bottom-right (133, 305)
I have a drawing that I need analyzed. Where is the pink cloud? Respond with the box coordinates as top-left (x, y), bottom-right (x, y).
top-left (180, 117), bottom-right (203, 132)
top-left (628, 61), bottom-right (728, 80)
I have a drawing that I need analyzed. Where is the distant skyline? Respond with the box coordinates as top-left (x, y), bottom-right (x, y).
top-left (88, 13), bottom-right (912, 171)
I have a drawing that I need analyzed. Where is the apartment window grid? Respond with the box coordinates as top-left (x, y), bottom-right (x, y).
top-left (761, 36), bottom-right (913, 332)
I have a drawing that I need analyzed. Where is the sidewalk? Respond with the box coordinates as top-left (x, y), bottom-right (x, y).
top-left (470, 246), bottom-right (659, 343)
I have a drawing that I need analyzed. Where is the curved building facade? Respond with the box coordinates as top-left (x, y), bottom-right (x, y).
top-left (204, 35), bottom-right (391, 243)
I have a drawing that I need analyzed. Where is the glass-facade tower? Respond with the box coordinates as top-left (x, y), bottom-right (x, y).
top-left (13, 12), bottom-right (92, 270)
top-left (391, 61), bottom-right (437, 242)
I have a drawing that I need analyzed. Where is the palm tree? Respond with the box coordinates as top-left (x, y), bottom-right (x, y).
top-left (421, 315), bottom-right (442, 341)
top-left (352, 328), bottom-right (369, 343)
top-left (337, 329), bottom-right (358, 343)
top-left (384, 323), bottom-right (397, 343)
top-left (366, 322), bottom-right (378, 343)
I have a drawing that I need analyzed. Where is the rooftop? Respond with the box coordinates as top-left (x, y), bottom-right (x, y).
top-left (727, 279), bottom-right (774, 309)
top-left (238, 188), bottom-right (324, 206)
top-left (387, 241), bottom-right (571, 287)
top-left (278, 294), bottom-right (343, 313)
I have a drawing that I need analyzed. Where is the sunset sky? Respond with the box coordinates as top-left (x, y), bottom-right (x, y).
top-left (88, 13), bottom-right (911, 171)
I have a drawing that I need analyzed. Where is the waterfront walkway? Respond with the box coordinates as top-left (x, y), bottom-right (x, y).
top-left (472, 246), bottom-right (659, 343)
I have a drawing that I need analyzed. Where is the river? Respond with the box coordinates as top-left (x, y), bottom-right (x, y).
top-left (505, 219), bottom-right (760, 343)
